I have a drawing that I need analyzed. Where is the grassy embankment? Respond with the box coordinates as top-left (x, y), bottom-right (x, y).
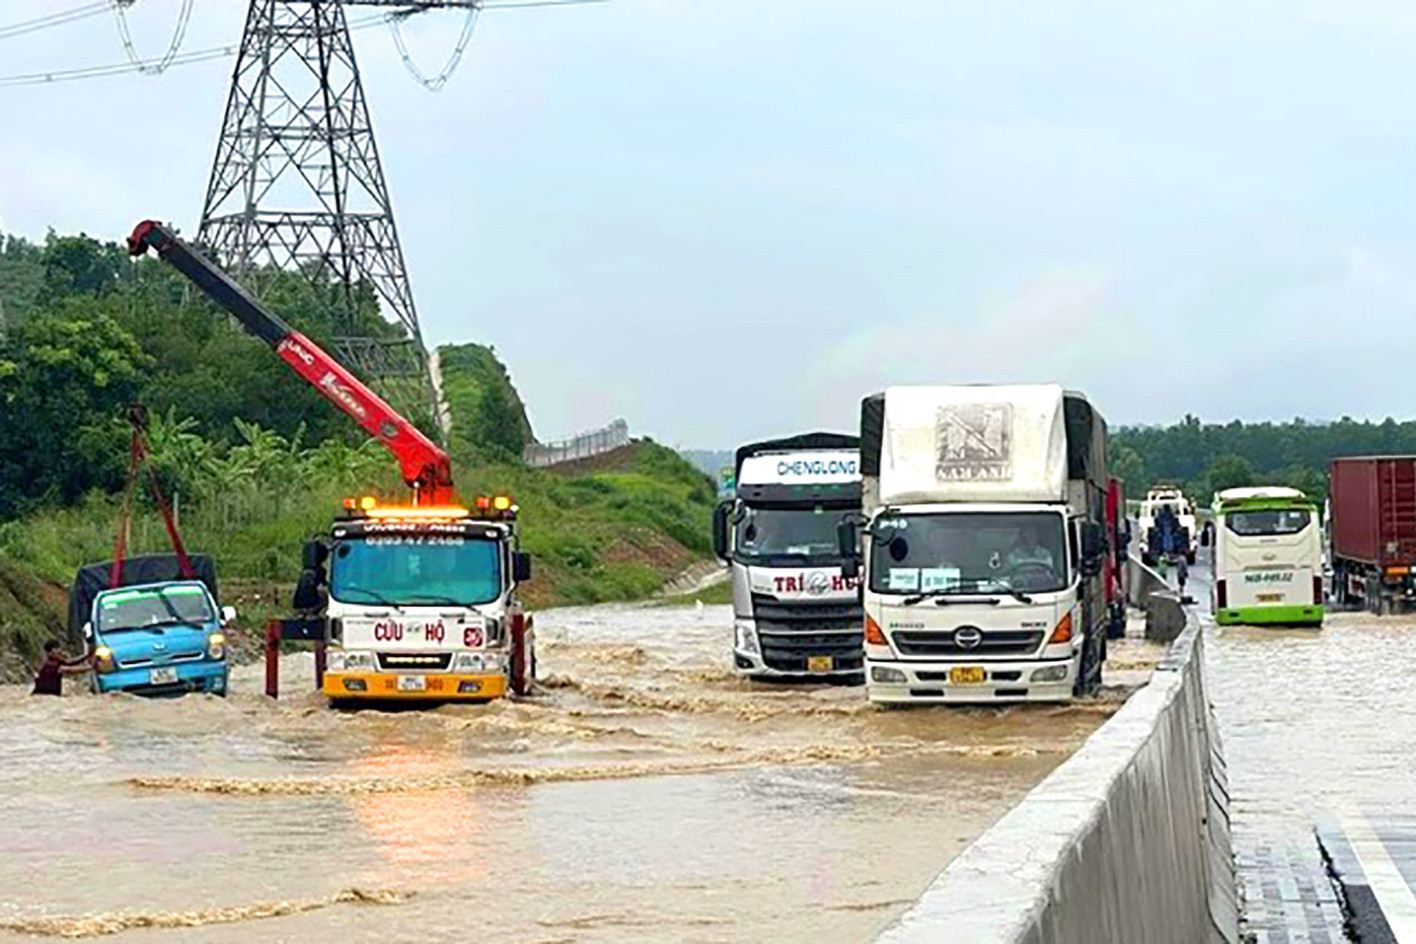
top-left (0, 343), bottom-right (716, 677)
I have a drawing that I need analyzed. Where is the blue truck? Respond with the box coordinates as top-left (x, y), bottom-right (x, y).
top-left (69, 554), bottom-right (234, 697)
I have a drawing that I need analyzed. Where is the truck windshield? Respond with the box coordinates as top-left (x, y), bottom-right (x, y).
top-left (868, 512), bottom-right (1069, 595)
top-left (734, 505), bottom-right (843, 563)
top-left (1225, 509), bottom-right (1312, 537)
top-left (98, 585), bottom-right (214, 632)
top-left (330, 535), bottom-right (502, 606)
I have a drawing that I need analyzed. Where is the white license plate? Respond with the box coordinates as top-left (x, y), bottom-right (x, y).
top-left (397, 675), bottom-right (426, 692)
top-left (149, 667), bottom-right (178, 685)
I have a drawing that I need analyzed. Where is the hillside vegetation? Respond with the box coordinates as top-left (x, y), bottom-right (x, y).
top-left (0, 229), bottom-right (715, 676)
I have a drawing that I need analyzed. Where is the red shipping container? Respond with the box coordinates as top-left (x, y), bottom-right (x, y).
top-left (1330, 457), bottom-right (1416, 568)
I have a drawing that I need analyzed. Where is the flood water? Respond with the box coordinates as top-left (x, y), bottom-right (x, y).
top-left (0, 602), bottom-right (1156, 942)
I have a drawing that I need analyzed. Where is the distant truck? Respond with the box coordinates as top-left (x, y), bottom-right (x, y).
top-left (712, 434), bottom-right (864, 679)
top-left (70, 554), bottom-right (234, 696)
top-left (1328, 456), bottom-right (1416, 615)
top-left (1137, 486), bottom-right (1197, 566)
top-left (842, 384), bottom-right (1116, 704)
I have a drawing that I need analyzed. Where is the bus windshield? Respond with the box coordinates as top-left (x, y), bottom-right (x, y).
top-left (1225, 509), bottom-right (1312, 537)
top-left (331, 535), bottom-right (502, 606)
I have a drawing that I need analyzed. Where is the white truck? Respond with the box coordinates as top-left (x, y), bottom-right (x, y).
top-left (306, 496), bottom-right (536, 705)
top-left (841, 385), bottom-right (1112, 704)
top-left (712, 434), bottom-right (864, 679)
top-left (1137, 486), bottom-right (1198, 565)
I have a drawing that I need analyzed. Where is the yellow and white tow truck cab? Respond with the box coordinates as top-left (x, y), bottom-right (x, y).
top-left (310, 496), bottom-right (535, 704)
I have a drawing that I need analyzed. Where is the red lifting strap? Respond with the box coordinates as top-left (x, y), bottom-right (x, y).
top-left (110, 407), bottom-right (194, 589)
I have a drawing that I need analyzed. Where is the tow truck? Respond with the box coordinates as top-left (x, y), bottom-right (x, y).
top-left (129, 221), bottom-right (535, 703)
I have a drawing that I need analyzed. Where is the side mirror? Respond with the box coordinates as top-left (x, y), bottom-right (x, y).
top-left (293, 569), bottom-right (327, 612)
top-left (302, 539), bottom-right (329, 572)
top-left (841, 557), bottom-right (860, 580)
top-left (513, 552), bottom-right (533, 583)
top-left (712, 501), bottom-right (732, 562)
top-left (1200, 527), bottom-right (1211, 548)
top-left (1081, 521), bottom-right (1106, 560)
top-left (837, 519), bottom-right (859, 559)
top-left (221, 606), bottom-right (237, 626)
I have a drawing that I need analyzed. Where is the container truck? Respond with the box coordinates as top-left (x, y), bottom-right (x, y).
top-left (841, 384), bottom-right (1113, 704)
top-left (1328, 456), bottom-right (1416, 615)
top-left (1209, 486), bottom-right (1323, 625)
top-left (712, 434), bottom-right (863, 679)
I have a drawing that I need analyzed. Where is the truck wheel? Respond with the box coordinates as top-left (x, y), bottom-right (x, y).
top-left (1186, 550), bottom-right (1197, 566)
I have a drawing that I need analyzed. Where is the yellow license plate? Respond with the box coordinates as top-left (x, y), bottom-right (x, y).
top-left (1257, 593), bottom-right (1283, 603)
top-left (807, 655), bottom-right (834, 672)
top-left (949, 666), bottom-right (986, 685)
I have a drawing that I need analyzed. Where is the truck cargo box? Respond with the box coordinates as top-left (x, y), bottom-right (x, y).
top-left (859, 384), bottom-right (1104, 506)
top-left (1330, 457), bottom-right (1416, 568)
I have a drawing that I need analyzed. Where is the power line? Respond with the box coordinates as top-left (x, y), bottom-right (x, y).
top-left (388, 7), bottom-right (479, 91)
top-left (0, 1), bottom-right (112, 42)
top-left (0, 12), bottom-right (389, 88)
top-left (113, 0), bottom-right (195, 75)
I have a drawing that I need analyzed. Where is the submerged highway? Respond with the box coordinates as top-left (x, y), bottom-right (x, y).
top-left (9, 567), bottom-right (1416, 941)
top-left (0, 601), bottom-right (1162, 943)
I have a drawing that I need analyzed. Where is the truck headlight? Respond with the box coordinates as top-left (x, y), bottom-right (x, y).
top-left (1031, 664), bottom-right (1069, 683)
top-left (452, 652), bottom-right (485, 672)
top-left (482, 653), bottom-right (507, 673)
top-left (206, 633), bottom-right (226, 660)
top-left (734, 622), bottom-right (759, 654)
top-left (871, 666), bottom-right (906, 684)
top-left (94, 646), bottom-right (115, 674)
top-left (341, 651), bottom-right (375, 671)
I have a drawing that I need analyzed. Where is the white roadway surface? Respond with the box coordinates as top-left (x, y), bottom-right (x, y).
top-left (0, 601), bottom-right (1162, 943)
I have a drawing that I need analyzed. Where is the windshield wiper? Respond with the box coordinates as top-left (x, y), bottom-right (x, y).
top-left (402, 594), bottom-right (481, 607)
top-left (341, 586), bottom-right (403, 610)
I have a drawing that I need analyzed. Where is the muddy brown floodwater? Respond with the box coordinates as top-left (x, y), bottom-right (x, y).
top-left (0, 602), bottom-right (1159, 943)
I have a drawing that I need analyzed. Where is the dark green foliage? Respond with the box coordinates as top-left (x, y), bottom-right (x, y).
top-left (1113, 414), bottom-right (1416, 502)
top-left (438, 342), bottom-right (533, 463)
top-left (0, 313), bottom-right (150, 516)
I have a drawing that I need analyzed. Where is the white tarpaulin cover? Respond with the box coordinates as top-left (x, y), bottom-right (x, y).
top-left (879, 384), bottom-right (1068, 504)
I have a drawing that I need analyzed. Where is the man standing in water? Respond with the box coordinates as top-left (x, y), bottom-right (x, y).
top-left (32, 640), bottom-right (90, 696)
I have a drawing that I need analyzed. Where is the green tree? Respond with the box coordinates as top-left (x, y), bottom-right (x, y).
top-left (476, 381), bottom-right (527, 460)
top-left (1207, 453), bottom-right (1255, 493)
top-left (0, 313), bottom-right (150, 515)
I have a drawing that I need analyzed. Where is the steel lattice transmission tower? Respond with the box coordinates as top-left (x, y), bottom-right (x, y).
top-left (198, 0), bottom-right (478, 424)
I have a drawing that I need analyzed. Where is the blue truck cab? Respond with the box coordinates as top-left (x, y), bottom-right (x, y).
top-left (69, 554), bottom-right (233, 698)
top-left (85, 582), bottom-right (233, 696)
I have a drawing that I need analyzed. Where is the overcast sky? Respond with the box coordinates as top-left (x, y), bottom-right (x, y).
top-left (3, 1), bottom-right (1416, 449)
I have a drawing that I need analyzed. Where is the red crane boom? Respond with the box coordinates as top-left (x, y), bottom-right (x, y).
top-left (128, 220), bottom-right (454, 507)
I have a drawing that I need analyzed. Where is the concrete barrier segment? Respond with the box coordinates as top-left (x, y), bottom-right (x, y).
top-left (875, 614), bottom-right (1237, 944)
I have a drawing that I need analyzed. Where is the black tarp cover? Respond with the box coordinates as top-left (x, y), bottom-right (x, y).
top-left (1063, 390), bottom-right (1108, 491)
top-left (68, 554), bottom-right (219, 640)
top-left (859, 394), bottom-right (885, 476)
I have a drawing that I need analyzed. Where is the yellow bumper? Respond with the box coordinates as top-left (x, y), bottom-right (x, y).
top-left (322, 671), bottom-right (508, 700)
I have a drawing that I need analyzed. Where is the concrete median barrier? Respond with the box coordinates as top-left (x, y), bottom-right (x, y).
top-left (874, 616), bottom-right (1237, 944)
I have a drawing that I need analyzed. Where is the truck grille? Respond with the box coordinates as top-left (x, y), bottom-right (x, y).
top-left (750, 594), bottom-right (861, 632)
top-left (891, 630), bottom-right (1044, 659)
top-left (757, 630), bottom-right (864, 672)
top-left (377, 652), bottom-right (453, 671)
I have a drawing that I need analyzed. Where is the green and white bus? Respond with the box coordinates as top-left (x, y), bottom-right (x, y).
top-left (1210, 486), bottom-right (1324, 626)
